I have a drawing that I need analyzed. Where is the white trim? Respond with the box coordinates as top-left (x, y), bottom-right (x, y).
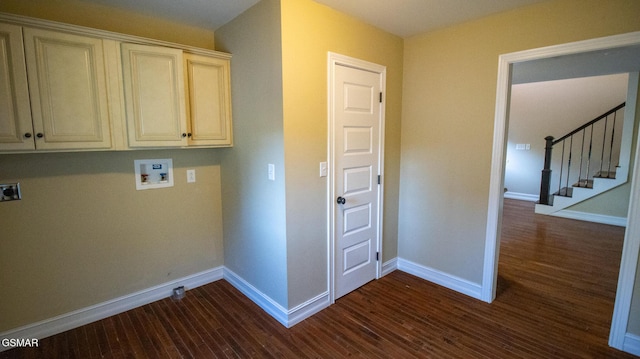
top-left (0, 265), bottom-right (333, 351)
top-left (223, 268), bottom-right (330, 328)
top-left (551, 210), bottom-right (627, 227)
top-left (222, 268), bottom-right (289, 326)
top-left (398, 258), bottom-right (482, 300)
top-left (610, 87), bottom-right (640, 349)
top-left (382, 258), bottom-right (398, 276)
top-left (0, 266), bottom-right (223, 351)
top-left (484, 30), bottom-right (640, 354)
top-left (327, 52), bottom-right (387, 303)
top-left (504, 191), bottom-right (538, 202)
top-left (623, 333), bottom-right (640, 356)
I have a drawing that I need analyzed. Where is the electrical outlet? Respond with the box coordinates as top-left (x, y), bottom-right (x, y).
top-left (187, 169), bottom-right (196, 183)
top-left (1, 183), bottom-right (21, 202)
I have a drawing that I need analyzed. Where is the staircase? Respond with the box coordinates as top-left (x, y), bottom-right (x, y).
top-left (535, 102), bottom-right (630, 215)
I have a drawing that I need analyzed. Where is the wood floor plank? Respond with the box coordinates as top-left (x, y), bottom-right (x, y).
top-left (1, 199), bottom-right (636, 358)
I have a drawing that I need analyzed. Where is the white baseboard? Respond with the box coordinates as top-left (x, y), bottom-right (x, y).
top-left (397, 258), bottom-right (482, 300)
top-left (222, 268), bottom-right (330, 328)
top-left (504, 191), bottom-right (539, 202)
top-left (0, 266), bottom-right (224, 352)
top-left (287, 291), bottom-right (331, 327)
top-left (382, 258), bottom-right (398, 276)
top-left (551, 209), bottom-right (627, 227)
top-left (624, 333), bottom-right (640, 356)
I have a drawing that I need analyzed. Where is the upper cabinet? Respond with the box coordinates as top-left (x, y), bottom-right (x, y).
top-left (120, 44), bottom-right (233, 148)
top-left (0, 13), bottom-right (233, 153)
top-left (0, 23), bottom-right (34, 151)
top-left (121, 43), bottom-right (187, 148)
top-left (184, 53), bottom-right (233, 147)
top-left (23, 28), bottom-right (113, 150)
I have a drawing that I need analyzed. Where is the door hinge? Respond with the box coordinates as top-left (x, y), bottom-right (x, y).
top-left (379, 92), bottom-right (383, 103)
top-left (377, 175), bottom-right (381, 185)
top-left (376, 252), bottom-right (380, 261)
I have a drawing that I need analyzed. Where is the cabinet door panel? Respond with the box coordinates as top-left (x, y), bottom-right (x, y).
top-left (184, 54), bottom-right (232, 146)
top-left (0, 23), bottom-right (34, 150)
top-left (122, 43), bottom-right (186, 147)
top-left (23, 28), bottom-right (112, 150)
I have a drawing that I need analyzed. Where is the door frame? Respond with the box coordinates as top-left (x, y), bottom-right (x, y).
top-left (327, 52), bottom-right (386, 303)
top-left (483, 31), bottom-right (640, 352)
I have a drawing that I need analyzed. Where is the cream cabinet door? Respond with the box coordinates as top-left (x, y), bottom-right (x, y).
top-left (23, 28), bottom-right (112, 150)
top-left (0, 23), bottom-right (33, 151)
top-left (184, 53), bottom-right (232, 147)
top-left (121, 43), bottom-right (187, 147)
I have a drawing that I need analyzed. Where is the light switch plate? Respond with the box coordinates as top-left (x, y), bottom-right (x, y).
top-left (268, 164), bottom-right (275, 181)
top-left (320, 162), bottom-right (327, 177)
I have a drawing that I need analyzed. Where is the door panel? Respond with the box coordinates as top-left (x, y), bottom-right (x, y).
top-left (24, 28), bottom-right (112, 149)
top-left (334, 63), bottom-right (382, 299)
top-left (0, 23), bottom-right (33, 150)
top-left (184, 53), bottom-right (232, 146)
top-left (121, 43), bottom-right (187, 147)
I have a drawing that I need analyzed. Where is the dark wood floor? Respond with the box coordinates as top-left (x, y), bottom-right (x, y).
top-left (2, 199), bottom-right (635, 358)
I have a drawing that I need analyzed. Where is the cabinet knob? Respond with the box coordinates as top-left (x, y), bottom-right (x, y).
top-left (24, 133), bottom-right (32, 138)
top-left (188, 133), bottom-right (192, 138)
top-left (182, 133), bottom-right (187, 138)
top-left (36, 133), bottom-right (44, 138)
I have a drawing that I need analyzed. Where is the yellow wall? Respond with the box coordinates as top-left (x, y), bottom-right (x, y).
top-left (280, 0), bottom-right (404, 307)
top-left (399, 0), bottom-right (640, 322)
top-left (0, 0), bottom-right (215, 49)
top-left (0, 3), bottom-right (223, 332)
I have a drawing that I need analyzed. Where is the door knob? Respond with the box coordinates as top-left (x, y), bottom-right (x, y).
top-left (337, 196), bottom-right (346, 205)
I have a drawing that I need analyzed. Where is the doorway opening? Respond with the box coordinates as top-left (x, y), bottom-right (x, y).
top-left (483, 32), bottom-right (640, 353)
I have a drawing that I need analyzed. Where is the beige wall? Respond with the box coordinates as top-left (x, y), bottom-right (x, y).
top-left (215, 0), bottom-right (290, 307)
top-left (0, 150), bottom-right (224, 331)
top-left (0, 4), bottom-right (222, 332)
top-left (280, 0), bottom-right (404, 307)
top-left (399, 0), bottom-right (640, 284)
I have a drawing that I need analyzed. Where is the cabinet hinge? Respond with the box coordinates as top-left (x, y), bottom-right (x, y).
top-left (379, 92), bottom-right (383, 103)
top-left (376, 252), bottom-right (380, 261)
top-left (378, 175), bottom-right (381, 185)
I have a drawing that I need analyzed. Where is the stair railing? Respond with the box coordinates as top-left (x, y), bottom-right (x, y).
top-left (539, 102), bottom-right (626, 205)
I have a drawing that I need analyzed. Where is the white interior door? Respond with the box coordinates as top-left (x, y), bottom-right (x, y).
top-left (331, 55), bottom-right (385, 300)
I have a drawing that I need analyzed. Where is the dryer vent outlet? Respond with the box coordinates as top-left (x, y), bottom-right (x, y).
top-left (172, 286), bottom-right (185, 301)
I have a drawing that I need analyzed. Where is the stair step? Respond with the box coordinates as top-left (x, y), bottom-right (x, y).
top-left (572, 179), bottom-right (593, 189)
top-left (594, 170), bottom-right (617, 179)
top-left (554, 187), bottom-right (573, 198)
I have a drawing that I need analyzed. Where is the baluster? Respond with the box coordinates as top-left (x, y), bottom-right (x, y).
top-left (567, 135), bottom-right (573, 193)
top-left (578, 130), bottom-right (585, 188)
top-left (558, 140), bottom-right (565, 195)
top-left (586, 123), bottom-right (594, 187)
top-left (608, 110), bottom-right (618, 178)
top-left (600, 115), bottom-right (608, 176)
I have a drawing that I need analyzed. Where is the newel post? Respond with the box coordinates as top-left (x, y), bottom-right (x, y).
top-left (539, 136), bottom-right (554, 205)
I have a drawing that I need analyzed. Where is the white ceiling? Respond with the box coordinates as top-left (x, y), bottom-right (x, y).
top-left (78, 0), bottom-right (640, 82)
top-left (78, 0), bottom-right (549, 38)
top-left (313, 0), bottom-right (548, 38)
